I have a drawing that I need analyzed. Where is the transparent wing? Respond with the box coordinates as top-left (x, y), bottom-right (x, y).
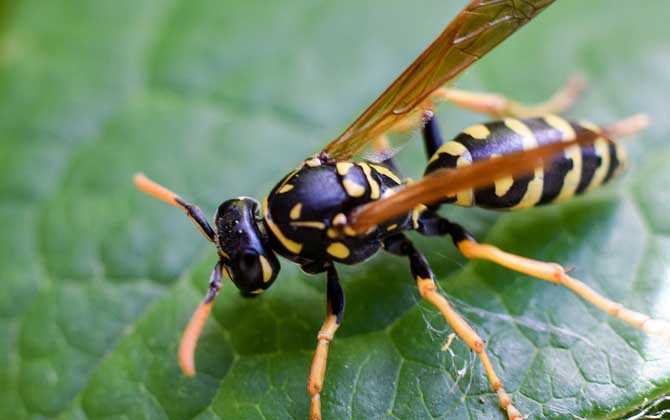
top-left (322, 0), bottom-right (556, 160)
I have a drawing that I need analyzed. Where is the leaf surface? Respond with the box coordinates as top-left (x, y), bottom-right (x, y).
top-left (1, 1), bottom-right (669, 419)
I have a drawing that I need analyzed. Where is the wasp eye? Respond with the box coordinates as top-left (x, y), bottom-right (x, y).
top-left (239, 252), bottom-right (260, 274)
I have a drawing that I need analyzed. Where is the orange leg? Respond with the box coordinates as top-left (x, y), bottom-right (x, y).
top-left (384, 234), bottom-right (522, 420)
top-left (433, 73), bottom-right (586, 119)
top-left (179, 261), bottom-right (224, 376)
top-left (307, 265), bottom-right (345, 420)
top-left (458, 240), bottom-right (670, 339)
top-left (368, 74), bottom-right (586, 167)
top-left (417, 213), bottom-right (670, 340)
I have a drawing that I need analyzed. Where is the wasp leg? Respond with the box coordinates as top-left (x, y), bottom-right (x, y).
top-left (433, 73), bottom-right (586, 119)
top-left (308, 264), bottom-right (345, 420)
top-left (417, 212), bottom-right (670, 340)
top-left (384, 234), bottom-right (522, 420)
top-left (134, 173), bottom-right (215, 241)
top-left (179, 261), bottom-right (224, 376)
top-left (422, 112), bottom-right (444, 159)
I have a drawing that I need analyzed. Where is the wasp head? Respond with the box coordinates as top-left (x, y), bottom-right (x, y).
top-left (214, 197), bottom-right (280, 296)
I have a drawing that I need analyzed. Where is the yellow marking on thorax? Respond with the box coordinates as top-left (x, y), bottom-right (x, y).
top-left (336, 162), bottom-right (354, 176)
top-left (370, 164), bottom-right (402, 184)
top-left (463, 124), bottom-right (490, 140)
top-left (262, 196), bottom-right (303, 254)
top-left (359, 163), bottom-right (380, 199)
top-left (504, 118), bottom-right (543, 210)
top-left (290, 221), bottom-right (326, 229)
top-left (277, 184), bottom-right (294, 194)
top-left (304, 157), bottom-right (321, 167)
top-left (289, 202), bottom-right (302, 220)
top-left (387, 224), bottom-right (398, 231)
top-left (275, 168), bottom-right (299, 194)
top-left (258, 255), bottom-right (273, 283)
top-left (545, 115), bottom-right (581, 204)
top-left (332, 213), bottom-right (347, 226)
top-left (343, 226), bottom-right (357, 236)
top-left (342, 179), bottom-right (366, 197)
top-left (586, 139), bottom-right (611, 192)
top-left (327, 242), bottom-right (350, 259)
top-left (250, 289), bottom-right (265, 295)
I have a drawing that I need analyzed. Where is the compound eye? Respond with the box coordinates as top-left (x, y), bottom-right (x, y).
top-left (239, 252), bottom-right (260, 276)
top-left (232, 250), bottom-right (264, 293)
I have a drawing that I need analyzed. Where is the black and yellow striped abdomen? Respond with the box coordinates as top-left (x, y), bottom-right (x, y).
top-left (424, 116), bottom-right (627, 210)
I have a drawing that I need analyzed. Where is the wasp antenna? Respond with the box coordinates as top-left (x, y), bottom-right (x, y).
top-left (134, 173), bottom-right (182, 208)
top-left (178, 301), bottom-right (213, 377)
top-left (604, 113), bottom-right (650, 139)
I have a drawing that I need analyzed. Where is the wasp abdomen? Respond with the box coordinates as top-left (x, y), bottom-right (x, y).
top-left (424, 116), bottom-right (627, 210)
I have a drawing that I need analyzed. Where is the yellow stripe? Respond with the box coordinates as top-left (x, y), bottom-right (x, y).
top-left (276, 169), bottom-right (298, 194)
top-left (262, 196), bottom-right (302, 254)
top-left (289, 202), bottom-right (302, 220)
top-left (336, 162), bottom-right (354, 176)
top-left (428, 141), bottom-right (468, 165)
top-left (495, 177), bottom-right (514, 197)
top-left (578, 119), bottom-right (601, 133)
top-left (430, 141), bottom-right (474, 206)
top-left (613, 142), bottom-right (628, 177)
top-left (359, 163), bottom-right (380, 199)
top-left (278, 184), bottom-right (294, 194)
top-left (545, 115), bottom-right (581, 204)
top-left (342, 179), bottom-right (365, 197)
top-left (586, 139), bottom-right (610, 192)
top-left (327, 242), bottom-right (350, 259)
top-left (463, 124), bottom-right (490, 140)
top-left (370, 164), bottom-right (402, 184)
top-left (505, 119), bottom-right (543, 210)
top-left (411, 204), bottom-right (428, 229)
top-left (488, 153), bottom-right (513, 197)
top-left (435, 141), bottom-right (468, 158)
top-left (574, 120), bottom-right (610, 192)
top-left (454, 159), bottom-right (473, 207)
top-left (290, 221), bottom-right (326, 229)
top-left (259, 255), bottom-right (273, 283)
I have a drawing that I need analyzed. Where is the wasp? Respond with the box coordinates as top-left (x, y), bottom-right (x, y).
top-left (134, 1), bottom-right (667, 419)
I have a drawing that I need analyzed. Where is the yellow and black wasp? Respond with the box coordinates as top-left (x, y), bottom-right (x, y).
top-left (134, 1), bottom-right (666, 419)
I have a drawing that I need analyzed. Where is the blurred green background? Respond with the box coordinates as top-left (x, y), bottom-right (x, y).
top-left (1, 1), bottom-right (669, 419)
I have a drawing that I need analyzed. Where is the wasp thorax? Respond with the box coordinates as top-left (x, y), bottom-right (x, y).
top-left (215, 197), bottom-right (280, 297)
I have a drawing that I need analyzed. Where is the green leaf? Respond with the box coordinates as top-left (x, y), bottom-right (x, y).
top-left (1, 1), bottom-right (669, 419)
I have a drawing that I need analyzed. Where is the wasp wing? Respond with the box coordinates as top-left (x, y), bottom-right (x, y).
top-left (322, 0), bottom-right (556, 160)
top-left (348, 130), bottom-right (600, 233)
